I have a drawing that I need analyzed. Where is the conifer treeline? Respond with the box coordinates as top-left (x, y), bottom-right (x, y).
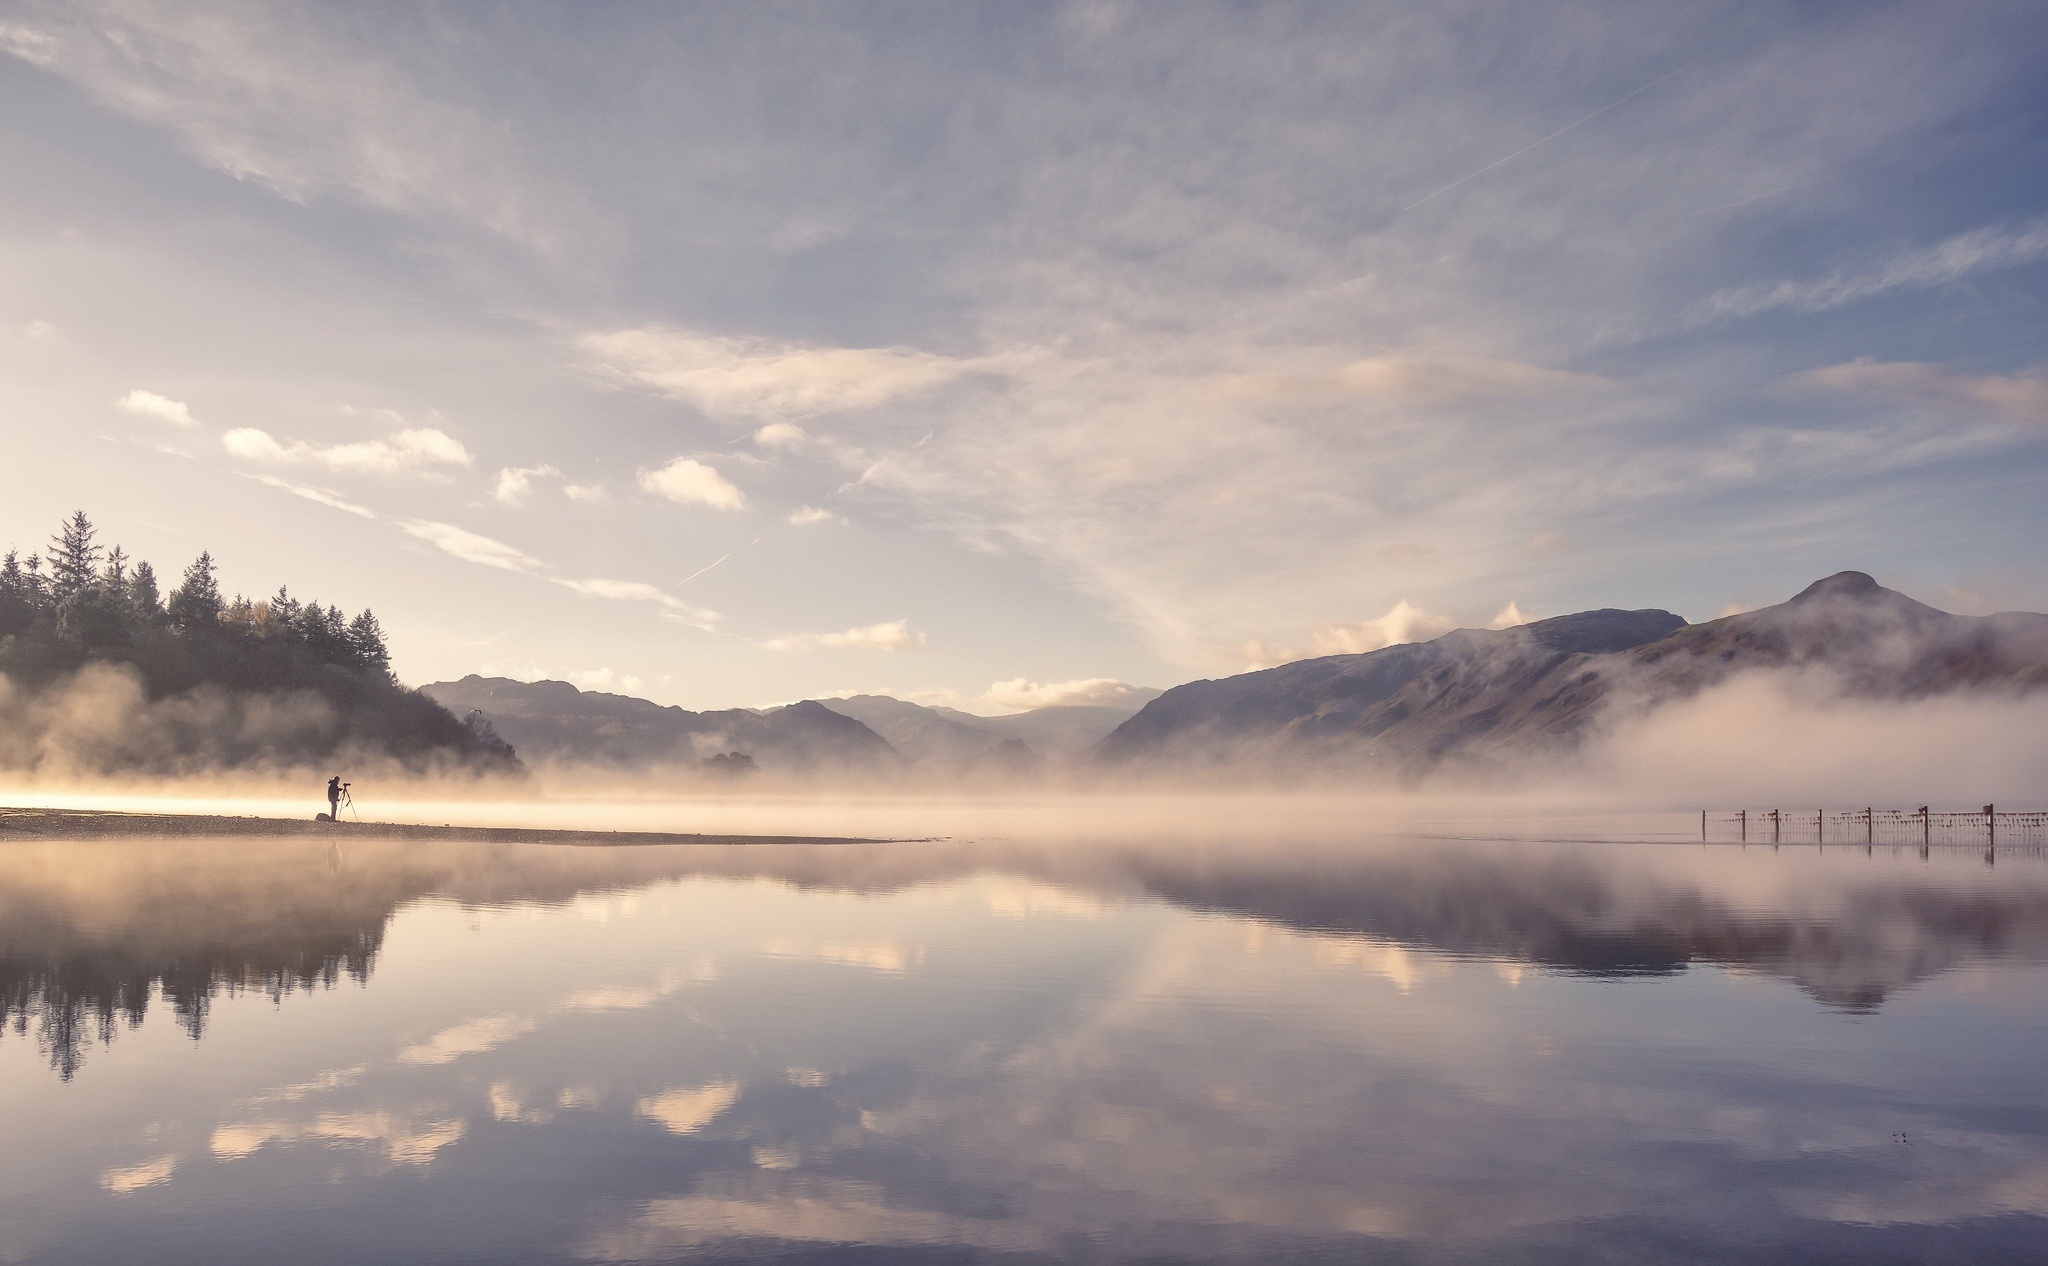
top-left (0, 512), bottom-right (517, 773)
top-left (0, 512), bottom-right (392, 687)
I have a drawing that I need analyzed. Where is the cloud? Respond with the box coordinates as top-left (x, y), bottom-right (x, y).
top-left (787, 505), bottom-right (838, 526)
top-left (400, 520), bottom-right (547, 573)
top-left (211, 1113), bottom-right (465, 1167)
top-left (563, 482), bottom-right (608, 503)
top-left (11, 2), bottom-right (2043, 671)
top-left (395, 1013), bottom-right (537, 1066)
top-left (1702, 215), bottom-right (2048, 321)
top-left (763, 620), bottom-right (925, 652)
top-left (754, 422), bottom-right (812, 449)
top-left (100, 1156), bottom-right (177, 1194)
top-left (979, 678), bottom-right (1153, 711)
top-left (1489, 602), bottom-right (1532, 629)
top-left (0, 3), bottom-right (562, 246)
top-left (116, 389), bottom-right (194, 426)
top-left (1787, 359), bottom-right (2048, 426)
top-left (245, 474), bottom-right (376, 519)
top-left (639, 457), bottom-right (746, 511)
top-left (584, 328), bottom-right (977, 422)
top-left (1224, 352), bottom-right (1611, 409)
top-left (222, 425), bottom-right (473, 474)
top-left (555, 577), bottom-right (718, 629)
top-left (637, 1081), bottom-right (741, 1136)
top-left (398, 521), bottom-right (717, 626)
top-left (1240, 601), bottom-right (1457, 669)
top-left (494, 463), bottom-right (558, 504)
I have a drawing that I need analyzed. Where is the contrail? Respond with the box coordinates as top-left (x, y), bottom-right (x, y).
top-left (675, 536), bottom-right (764, 588)
top-left (676, 552), bottom-right (733, 587)
top-left (1399, 68), bottom-right (1682, 215)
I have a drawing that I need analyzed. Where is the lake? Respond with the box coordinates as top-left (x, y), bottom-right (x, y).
top-left (3, 813), bottom-right (2046, 1263)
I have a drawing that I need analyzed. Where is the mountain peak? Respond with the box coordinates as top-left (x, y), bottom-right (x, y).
top-left (1789, 571), bottom-right (1882, 603)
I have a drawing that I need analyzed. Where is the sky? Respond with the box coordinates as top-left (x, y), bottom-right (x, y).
top-left (1, 1), bottom-right (2045, 713)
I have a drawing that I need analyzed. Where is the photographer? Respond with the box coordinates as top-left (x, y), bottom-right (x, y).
top-left (326, 775), bottom-right (346, 823)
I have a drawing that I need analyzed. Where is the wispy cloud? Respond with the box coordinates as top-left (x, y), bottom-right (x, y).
top-left (224, 425), bottom-right (473, 475)
top-left (1702, 216), bottom-right (2048, 321)
top-left (246, 474), bottom-right (375, 519)
top-left (763, 620), bottom-right (925, 652)
top-left (396, 1013), bottom-right (536, 1066)
top-left (557, 577), bottom-right (718, 629)
top-left (786, 505), bottom-right (839, 526)
top-left (400, 520), bottom-right (546, 573)
top-left (399, 521), bottom-right (718, 627)
top-left (639, 457), bottom-right (746, 511)
top-left (1787, 358), bottom-right (2048, 426)
top-left (116, 389), bottom-right (194, 426)
top-left (585, 328), bottom-right (979, 423)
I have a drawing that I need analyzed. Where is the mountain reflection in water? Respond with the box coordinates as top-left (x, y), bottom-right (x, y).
top-left (1, 828), bottom-right (2045, 1263)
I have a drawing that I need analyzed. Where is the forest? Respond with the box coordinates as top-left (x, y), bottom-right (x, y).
top-left (0, 512), bottom-right (518, 776)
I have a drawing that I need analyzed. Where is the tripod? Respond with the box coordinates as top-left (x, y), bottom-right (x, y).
top-left (338, 785), bottom-right (359, 822)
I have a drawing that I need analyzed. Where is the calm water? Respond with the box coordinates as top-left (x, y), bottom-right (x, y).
top-left (3, 823), bottom-right (2047, 1264)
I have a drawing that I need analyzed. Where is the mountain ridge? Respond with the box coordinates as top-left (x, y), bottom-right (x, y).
top-left (1094, 574), bottom-right (2048, 780)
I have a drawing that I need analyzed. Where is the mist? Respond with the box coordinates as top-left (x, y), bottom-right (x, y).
top-left (1576, 668), bottom-right (2048, 807)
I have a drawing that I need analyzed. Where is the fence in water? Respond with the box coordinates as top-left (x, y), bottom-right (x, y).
top-left (1702, 807), bottom-right (2048, 848)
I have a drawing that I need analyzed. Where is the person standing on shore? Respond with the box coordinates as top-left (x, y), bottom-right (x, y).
top-left (326, 775), bottom-right (342, 822)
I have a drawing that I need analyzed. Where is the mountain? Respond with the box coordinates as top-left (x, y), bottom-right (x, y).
top-left (1094, 573), bottom-right (2048, 780)
top-left (420, 677), bottom-right (902, 777)
top-left (818, 691), bottom-right (1162, 768)
top-left (1095, 607), bottom-right (1684, 776)
top-left (1477, 571), bottom-right (2048, 753)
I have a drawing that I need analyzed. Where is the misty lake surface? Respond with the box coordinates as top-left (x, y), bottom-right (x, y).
top-left (4, 814), bottom-right (2047, 1264)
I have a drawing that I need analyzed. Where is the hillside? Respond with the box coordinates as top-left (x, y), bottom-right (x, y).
top-left (0, 513), bottom-right (518, 777)
top-left (421, 677), bottom-right (903, 778)
top-left (1094, 574), bottom-right (2048, 780)
top-left (1095, 607), bottom-right (1685, 775)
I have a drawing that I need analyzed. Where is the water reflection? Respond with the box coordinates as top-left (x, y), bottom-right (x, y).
top-left (0, 831), bottom-right (2045, 1263)
top-left (7, 834), bottom-right (2048, 1078)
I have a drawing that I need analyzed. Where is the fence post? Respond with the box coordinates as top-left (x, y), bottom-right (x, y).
top-left (1866, 807), bottom-right (1873, 844)
top-left (1739, 809), bottom-right (1746, 842)
top-left (1701, 809), bottom-right (1707, 842)
top-left (1988, 803), bottom-right (1995, 850)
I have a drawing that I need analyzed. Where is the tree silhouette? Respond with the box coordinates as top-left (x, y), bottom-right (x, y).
top-left (166, 551), bottom-right (222, 629)
top-left (0, 513), bottom-right (518, 776)
top-left (46, 511), bottom-right (101, 603)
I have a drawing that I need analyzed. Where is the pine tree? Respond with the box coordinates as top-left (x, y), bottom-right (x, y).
top-left (347, 609), bottom-right (393, 679)
top-left (268, 585), bottom-right (303, 632)
top-left (102, 546), bottom-right (129, 598)
top-left (129, 561), bottom-right (163, 622)
top-left (0, 550), bottom-right (34, 635)
top-left (167, 552), bottom-right (223, 629)
top-left (47, 512), bottom-right (102, 602)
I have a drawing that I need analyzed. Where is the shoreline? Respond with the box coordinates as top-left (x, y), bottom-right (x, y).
top-left (0, 806), bottom-right (890, 846)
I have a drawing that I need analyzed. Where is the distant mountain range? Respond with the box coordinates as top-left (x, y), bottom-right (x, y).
top-left (427, 573), bottom-right (2048, 784)
top-left (816, 693), bottom-right (1161, 770)
top-left (420, 677), bottom-right (902, 777)
top-left (1095, 572), bottom-right (2048, 781)
top-left (420, 679), bottom-right (1161, 780)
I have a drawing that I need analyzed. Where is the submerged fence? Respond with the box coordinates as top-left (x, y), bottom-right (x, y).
top-left (1703, 807), bottom-right (2048, 848)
